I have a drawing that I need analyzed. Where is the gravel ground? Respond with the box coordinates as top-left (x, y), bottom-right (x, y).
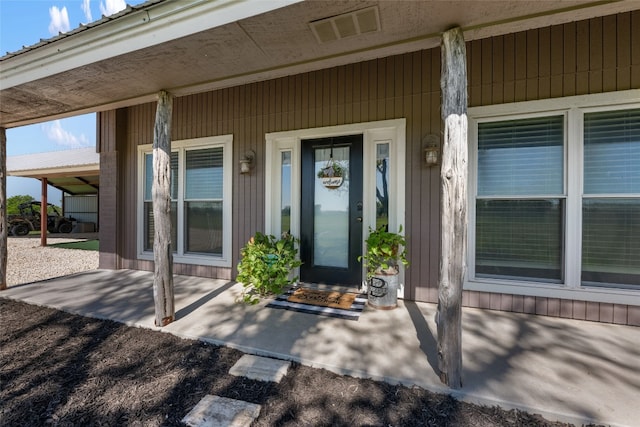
top-left (6, 234), bottom-right (99, 286)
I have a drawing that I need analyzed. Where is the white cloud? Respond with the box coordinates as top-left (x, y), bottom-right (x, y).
top-left (100, 0), bottom-right (127, 17)
top-left (48, 6), bottom-right (71, 35)
top-left (81, 0), bottom-right (93, 23)
top-left (42, 120), bottom-right (91, 149)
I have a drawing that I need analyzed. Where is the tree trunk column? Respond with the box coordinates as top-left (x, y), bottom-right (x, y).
top-left (152, 90), bottom-right (175, 327)
top-left (0, 127), bottom-right (7, 290)
top-left (437, 26), bottom-right (468, 389)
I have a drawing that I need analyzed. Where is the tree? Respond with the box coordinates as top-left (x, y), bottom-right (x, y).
top-left (152, 90), bottom-right (175, 327)
top-left (7, 195), bottom-right (34, 215)
top-left (437, 26), bottom-right (468, 389)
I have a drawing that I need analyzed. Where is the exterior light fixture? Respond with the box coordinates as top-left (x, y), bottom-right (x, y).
top-left (240, 149), bottom-right (255, 174)
top-left (423, 134), bottom-right (440, 167)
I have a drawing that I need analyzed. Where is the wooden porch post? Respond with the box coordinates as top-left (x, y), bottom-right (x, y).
top-left (437, 26), bottom-right (468, 389)
top-left (41, 178), bottom-right (48, 247)
top-left (152, 90), bottom-right (175, 327)
top-left (0, 127), bottom-right (7, 290)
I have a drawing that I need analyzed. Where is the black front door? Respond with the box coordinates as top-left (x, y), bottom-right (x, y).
top-left (300, 135), bottom-right (363, 286)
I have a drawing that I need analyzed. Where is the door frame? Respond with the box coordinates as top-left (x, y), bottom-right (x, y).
top-left (299, 135), bottom-right (363, 286)
top-left (265, 119), bottom-right (406, 294)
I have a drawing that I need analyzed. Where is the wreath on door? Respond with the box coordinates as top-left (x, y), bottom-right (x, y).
top-left (317, 157), bottom-right (344, 189)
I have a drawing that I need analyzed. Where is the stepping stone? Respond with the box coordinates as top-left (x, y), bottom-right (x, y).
top-left (182, 395), bottom-right (261, 427)
top-left (229, 354), bottom-right (291, 383)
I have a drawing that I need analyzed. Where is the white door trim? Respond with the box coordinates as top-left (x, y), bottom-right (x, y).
top-left (265, 118), bottom-right (406, 294)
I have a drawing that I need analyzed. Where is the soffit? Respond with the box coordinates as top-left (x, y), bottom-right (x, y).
top-left (1, 0), bottom-right (638, 128)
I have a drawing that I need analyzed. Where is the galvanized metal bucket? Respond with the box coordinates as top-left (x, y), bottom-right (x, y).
top-left (367, 273), bottom-right (398, 309)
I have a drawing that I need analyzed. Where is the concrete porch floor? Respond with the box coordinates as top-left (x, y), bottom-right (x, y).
top-left (2, 269), bottom-right (638, 427)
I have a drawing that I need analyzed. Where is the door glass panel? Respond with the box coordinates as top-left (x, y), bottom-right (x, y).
top-left (314, 146), bottom-right (349, 268)
top-left (376, 143), bottom-right (390, 229)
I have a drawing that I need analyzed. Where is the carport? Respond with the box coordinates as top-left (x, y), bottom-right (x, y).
top-left (7, 147), bottom-right (99, 246)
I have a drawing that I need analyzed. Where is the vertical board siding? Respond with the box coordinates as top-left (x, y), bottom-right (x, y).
top-left (107, 12), bottom-right (638, 325)
top-left (117, 51), bottom-right (442, 297)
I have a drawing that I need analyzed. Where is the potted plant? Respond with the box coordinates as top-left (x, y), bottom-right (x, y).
top-left (237, 232), bottom-right (302, 305)
top-left (317, 159), bottom-right (345, 189)
top-left (359, 224), bottom-right (409, 309)
top-left (317, 161), bottom-right (344, 178)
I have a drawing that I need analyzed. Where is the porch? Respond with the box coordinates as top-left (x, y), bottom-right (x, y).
top-left (2, 269), bottom-right (638, 427)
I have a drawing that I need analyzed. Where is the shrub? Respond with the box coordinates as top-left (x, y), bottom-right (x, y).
top-left (237, 232), bottom-right (302, 304)
top-left (359, 224), bottom-right (409, 279)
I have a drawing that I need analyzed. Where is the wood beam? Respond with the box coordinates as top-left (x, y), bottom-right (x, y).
top-left (0, 127), bottom-right (6, 290)
top-left (152, 90), bottom-right (175, 327)
top-left (74, 176), bottom-right (100, 191)
top-left (437, 26), bottom-right (468, 389)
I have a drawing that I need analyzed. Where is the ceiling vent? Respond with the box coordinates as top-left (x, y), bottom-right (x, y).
top-left (310, 6), bottom-right (381, 44)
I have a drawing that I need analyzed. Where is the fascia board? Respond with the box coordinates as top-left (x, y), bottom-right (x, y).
top-left (8, 165), bottom-right (100, 177)
top-left (0, 0), bottom-right (303, 90)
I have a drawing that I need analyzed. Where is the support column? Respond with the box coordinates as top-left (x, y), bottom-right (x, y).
top-left (152, 90), bottom-right (175, 327)
top-left (41, 178), bottom-right (48, 247)
top-left (0, 127), bottom-right (7, 290)
top-left (437, 26), bottom-right (468, 389)
top-left (98, 110), bottom-right (120, 270)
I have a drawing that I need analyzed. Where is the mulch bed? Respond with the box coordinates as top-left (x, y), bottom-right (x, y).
top-left (0, 298), bottom-right (595, 426)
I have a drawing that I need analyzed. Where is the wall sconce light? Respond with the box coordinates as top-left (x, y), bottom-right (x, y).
top-left (239, 149), bottom-right (255, 174)
top-left (422, 134), bottom-right (440, 167)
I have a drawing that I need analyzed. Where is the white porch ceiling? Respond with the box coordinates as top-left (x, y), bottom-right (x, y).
top-left (1, 0), bottom-right (638, 128)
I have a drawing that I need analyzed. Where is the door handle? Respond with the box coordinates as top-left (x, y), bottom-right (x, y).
top-left (356, 216), bottom-right (363, 222)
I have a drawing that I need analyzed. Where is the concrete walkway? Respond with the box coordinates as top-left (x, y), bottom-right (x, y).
top-left (2, 269), bottom-right (639, 427)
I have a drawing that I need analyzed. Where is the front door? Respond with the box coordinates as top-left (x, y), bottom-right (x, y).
top-left (300, 135), bottom-right (363, 286)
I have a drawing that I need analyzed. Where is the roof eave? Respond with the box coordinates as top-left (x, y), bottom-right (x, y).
top-left (0, 0), bottom-right (304, 91)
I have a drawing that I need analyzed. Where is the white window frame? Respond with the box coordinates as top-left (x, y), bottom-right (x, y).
top-left (137, 135), bottom-right (233, 267)
top-left (468, 89), bottom-right (640, 306)
top-left (265, 119), bottom-right (406, 294)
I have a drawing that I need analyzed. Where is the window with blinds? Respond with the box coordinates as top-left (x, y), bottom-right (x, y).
top-left (476, 116), bottom-right (564, 283)
top-left (184, 148), bottom-right (224, 255)
top-left (141, 140), bottom-right (229, 262)
top-left (582, 109), bottom-right (640, 288)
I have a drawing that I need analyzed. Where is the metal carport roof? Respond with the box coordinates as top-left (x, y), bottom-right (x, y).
top-left (7, 147), bottom-right (99, 195)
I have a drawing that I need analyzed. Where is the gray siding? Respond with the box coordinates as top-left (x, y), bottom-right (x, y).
top-left (98, 11), bottom-right (640, 325)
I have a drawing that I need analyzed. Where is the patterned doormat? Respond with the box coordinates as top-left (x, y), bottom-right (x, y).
top-left (266, 287), bottom-right (366, 320)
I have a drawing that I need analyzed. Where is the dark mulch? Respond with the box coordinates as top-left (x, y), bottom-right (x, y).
top-left (0, 298), bottom-right (590, 426)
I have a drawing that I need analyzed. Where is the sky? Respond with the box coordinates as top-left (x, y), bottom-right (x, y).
top-left (1, 0), bottom-right (145, 204)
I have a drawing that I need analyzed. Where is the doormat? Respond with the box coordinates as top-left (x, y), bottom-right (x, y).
top-left (266, 287), bottom-right (366, 320)
top-left (289, 288), bottom-right (356, 309)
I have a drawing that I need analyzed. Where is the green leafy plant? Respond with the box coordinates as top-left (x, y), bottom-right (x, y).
top-left (359, 224), bottom-right (409, 279)
top-left (237, 232), bottom-right (303, 304)
top-left (317, 160), bottom-right (344, 178)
